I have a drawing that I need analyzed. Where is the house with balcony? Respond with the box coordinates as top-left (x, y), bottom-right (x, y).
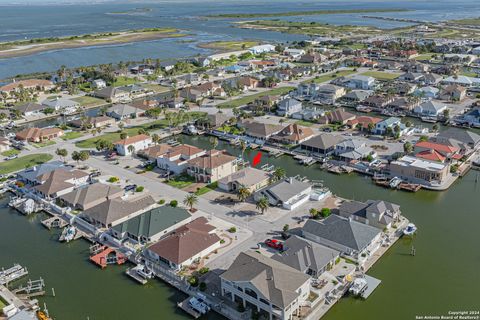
top-left (114, 134), bottom-right (152, 156)
top-left (155, 143), bottom-right (206, 174)
top-left (186, 150), bottom-right (238, 183)
top-left (253, 177), bottom-right (313, 210)
top-left (337, 200), bottom-right (401, 230)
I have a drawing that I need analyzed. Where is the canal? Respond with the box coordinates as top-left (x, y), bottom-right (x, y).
top-left (1, 134), bottom-right (479, 319)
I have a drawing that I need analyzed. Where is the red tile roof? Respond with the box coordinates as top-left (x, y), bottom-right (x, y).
top-left (114, 134), bottom-right (151, 146)
top-left (416, 149), bottom-right (446, 162)
top-left (415, 141), bottom-right (459, 154)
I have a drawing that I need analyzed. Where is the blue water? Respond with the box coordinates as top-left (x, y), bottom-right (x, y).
top-left (0, 0), bottom-right (479, 79)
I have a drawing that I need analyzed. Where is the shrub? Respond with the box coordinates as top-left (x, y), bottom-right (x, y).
top-left (228, 227), bottom-right (237, 233)
top-left (135, 186), bottom-right (144, 192)
top-left (158, 199), bottom-right (165, 205)
top-left (188, 275), bottom-right (199, 287)
top-left (199, 267), bottom-right (209, 275)
top-left (170, 200), bottom-right (178, 207)
top-left (220, 239), bottom-right (225, 244)
top-left (108, 176), bottom-right (119, 183)
top-left (450, 164), bottom-right (459, 174)
top-left (320, 208), bottom-right (331, 218)
top-left (199, 282), bottom-right (207, 291)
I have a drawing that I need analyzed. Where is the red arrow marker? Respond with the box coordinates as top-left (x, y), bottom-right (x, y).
top-left (252, 152), bottom-right (262, 167)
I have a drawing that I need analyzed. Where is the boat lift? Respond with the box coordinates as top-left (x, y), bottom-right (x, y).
top-left (13, 278), bottom-right (45, 296)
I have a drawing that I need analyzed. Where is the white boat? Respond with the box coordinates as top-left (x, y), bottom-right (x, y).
top-left (349, 278), bottom-right (368, 296)
top-left (403, 223), bottom-right (417, 236)
top-left (63, 226), bottom-right (77, 242)
top-left (389, 177), bottom-right (402, 188)
top-left (133, 264), bottom-right (154, 280)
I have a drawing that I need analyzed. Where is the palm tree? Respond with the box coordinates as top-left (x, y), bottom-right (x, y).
top-left (55, 148), bottom-right (68, 163)
top-left (272, 167), bottom-right (286, 182)
top-left (309, 208), bottom-right (319, 219)
top-left (118, 122), bottom-right (125, 131)
top-left (237, 187), bottom-right (251, 202)
top-left (210, 137), bottom-right (218, 150)
top-left (256, 196), bottom-right (269, 215)
top-left (127, 145), bottom-right (135, 157)
top-left (240, 141), bottom-right (247, 161)
top-left (183, 193), bottom-right (198, 211)
top-left (152, 133), bottom-right (160, 145)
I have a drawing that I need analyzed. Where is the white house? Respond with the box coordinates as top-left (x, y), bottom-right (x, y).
top-left (375, 117), bottom-right (406, 135)
top-left (92, 79), bottom-right (106, 89)
top-left (249, 44), bottom-right (276, 55)
top-left (346, 75), bottom-right (376, 90)
top-left (414, 86), bottom-right (439, 99)
top-left (414, 101), bottom-right (447, 117)
top-left (156, 144), bottom-right (206, 174)
top-left (42, 97), bottom-right (79, 112)
top-left (276, 98), bottom-right (302, 117)
top-left (114, 134), bottom-right (152, 156)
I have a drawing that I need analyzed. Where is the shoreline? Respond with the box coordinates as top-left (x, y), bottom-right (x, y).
top-left (0, 30), bottom-right (187, 60)
top-left (206, 8), bottom-right (410, 18)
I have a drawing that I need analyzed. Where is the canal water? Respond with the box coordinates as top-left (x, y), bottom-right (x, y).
top-left (1, 134), bottom-right (479, 319)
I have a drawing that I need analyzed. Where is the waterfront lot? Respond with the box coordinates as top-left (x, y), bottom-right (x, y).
top-left (217, 86), bottom-right (295, 108)
top-left (360, 71), bottom-right (401, 80)
top-left (0, 154), bottom-right (53, 174)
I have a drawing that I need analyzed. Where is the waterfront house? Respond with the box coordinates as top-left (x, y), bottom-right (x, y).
top-left (41, 97), bottom-right (79, 112)
top-left (13, 102), bottom-right (47, 117)
top-left (413, 101), bottom-right (447, 117)
top-left (138, 144), bottom-right (173, 161)
top-left (414, 141), bottom-right (460, 162)
top-left (439, 85), bottom-right (467, 101)
top-left (111, 205), bottom-right (191, 244)
top-left (94, 86), bottom-right (129, 103)
top-left (337, 200), bottom-right (401, 230)
top-left (253, 177), bottom-right (313, 210)
top-left (0, 79), bottom-right (55, 97)
top-left (314, 84), bottom-right (346, 104)
top-left (69, 116), bottom-right (115, 129)
top-left (334, 139), bottom-right (374, 161)
top-left (59, 183), bottom-right (123, 210)
top-left (341, 90), bottom-right (372, 104)
top-left (155, 143), bottom-right (206, 175)
top-left (300, 133), bottom-right (344, 156)
top-left (302, 215), bottom-right (382, 259)
top-left (33, 168), bottom-right (90, 199)
top-left (106, 104), bottom-right (143, 120)
top-left (272, 235), bottom-right (339, 278)
top-left (431, 128), bottom-right (480, 151)
top-left (276, 98), bottom-right (303, 117)
top-left (414, 86), bottom-right (439, 99)
top-left (249, 44), bottom-right (276, 54)
top-left (218, 167), bottom-right (270, 193)
top-left (389, 155), bottom-right (450, 185)
top-left (345, 75), bottom-right (376, 90)
top-left (459, 107), bottom-right (480, 128)
top-left (114, 134), bottom-right (152, 156)
top-left (0, 137), bottom-right (11, 153)
top-left (363, 95), bottom-right (394, 110)
top-left (270, 124), bottom-right (314, 146)
top-left (186, 149), bottom-right (238, 183)
top-left (145, 217), bottom-right (221, 270)
top-left (374, 117), bottom-right (405, 135)
top-left (318, 108), bottom-right (356, 125)
top-left (220, 251), bottom-right (310, 320)
top-left (17, 161), bottom-right (65, 185)
top-left (15, 127), bottom-right (64, 143)
top-left (81, 194), bottom-right (156, 228)
top-left (387, 97), bottom-right (419, 112)
top-left (239, 120), bottom-right (284, 142)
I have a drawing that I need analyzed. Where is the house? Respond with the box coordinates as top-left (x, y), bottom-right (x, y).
top-left (459, 107), bottom-right (480, 127)
top-left (92, 79), bottom-right (106, 89)
top-left (422, 73), bottom-right (443, 85)
top-left (239, 120), bottom-right (284, 142)
top-left (237, 76), bottom-right (260, 91)
top-left (439, 85), bottom-right (467, 101)
top-left (186, 149), bottom-right (238, 183)
top-left (15, 127), bottom-right (64, 142)
top-left (387, 97), bottom-right (419, 111)
top-left (254, 177), bottom-right (313, 210)
top-left (300, 133), bottom-right (344, 156)
top-left (111, 205), bottom-right (191, 244)
top-left (375, 117), bottom-right (405, 135)
top-left (199, 113), bottom-right (230, 129)
top-left (94, 86), bottom-right (129, 103)
top-left (277, 98), bottom-right (302, 117)
top-left (155, 143), bottom-right (206, 174)
top-left (17, 161), bottom-right (65, 185)
top-left (302, 215), bottom-right (382, 259)
top-left (13, 102), bottom-right (46, 116)
top-left (284, 48), bottom-right (306, 59)
top-left (218, 167), bottom-right (270, 193)
top-left (81, 194), bottom-right (156, 228)
top-left (145, 217), bottom-right (221, 270)
top-left (272, 235), bottom-right (340, 277)
top-left (291, 108), bottom-right (325, 121)
top-left (413, 101), bottom-right (447, 117)
top-left (345, 75), bottom-right (376, 90)
top-left (166, 97), bottom-right (185, 109)
top-left (33, 168), bottom-right (90, 199)
top-left (117, 84), bottom-right (148, 99)
top-left (341, 90), bottom-right (372, 103)
top-left (314, 84), bottom-right (346, 104)
top-left (59, 183), bottom-right (123, 210)
top-left (131, 99), bottom-right (158, 112)
top-left (220, 251), bottom-right (310, 320)
top-left (337, 200), bottom-right (401, 229)
top-left (347, 116), bottom-right (382, 132)
top-left (0, 137), bottom-right (11, 153)
top-left (0, 79), bottom-right (55, 96)
top-left (363, 95), bottom-right (394, 110)
top-left (335, 139), bottom-right (374, 161)
top-left (249, 44), bottom-right (276, 54)
top-left (106, 104), bottom-right (143, 120)
top-left (270, 124), bottom-right (314, 145)
top-left (389, 156), bottom-right (450, 185)
top-left (442, 75), bottom-right (480, 87)
top-left (42, 97), bottom-right (79, 112)
top-left (114, 134), bottom-right (152, 156)
top-left (399, 72), bottom-right (424, 82)
top-left (70, 116), bottom-right (115, 128)
top-left (194, 57), bottom-right (211, 67)
top-left (318, 108), bottom-right (356, 125)
top-left (414, 86), bottom-right (439, 99)
top-left (431, 128), bottom-right (480, 151)
top-left (414, 141), bottom-right (460, 161)
top-left (392, 82), bottom-right (417, 95)
top-left (298, 52), bottom-right (324, 64)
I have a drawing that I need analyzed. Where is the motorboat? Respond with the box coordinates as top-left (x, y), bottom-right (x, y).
top-left (133, 264), bottom-right (154, 280)
top-left (64, 226), bottom-right (77, 242)
top-left (389, 177), bottom-right (402, 188)
top-left (403, 223), bottom-right (417, 236)
top-left (349, 277), bottom-right (368, 296)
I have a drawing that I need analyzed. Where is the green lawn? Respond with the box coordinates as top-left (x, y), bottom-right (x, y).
top-left (31, 140), bottom-right (56, 148)
top-left (200, 40), bottom-right (260, 51)
top-left (61, 131), bottom-right (84, 140)
top-left (1, 149), bottom-right (20, 157)
top-left (195, 182), bottom-right (218, 196)
top-left (360, 71), bottom-right (401, 80)
top-left (218, 87), bottom-right (295, 108)
top-left (304, 70), bottom-right (356, 84)
top-left (0, 154), bottom-right (53, 174)
top-left (142, 84), bottom-right (171, 93)
top-left (166, 174), bottom-right (195, 189)
top-left (112, 76), bottom-right (138, 87)
top-left (0, 298), bottom-right (6, 309)
top-left (72, 96), bottom-right (106, 107)
top-left (295, 120), bottom-right (314, 127)
top-left (414, 53), bottom-right (436, 61)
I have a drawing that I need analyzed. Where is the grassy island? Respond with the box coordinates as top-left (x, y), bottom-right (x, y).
top-left (207, 8), bottom-right (409, 18)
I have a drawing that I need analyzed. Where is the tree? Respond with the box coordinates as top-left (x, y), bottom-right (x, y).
top-left (272, 167), bottom-right (286, 182)
top-left (120, 132), bottom-right (127, 140)
top-left (72, 150), bottom-right (89, 164)
top-left (183, 193), bottom-right (198, 211)
top-left (127, 145), bottom-right (135, 157)
top-left (240, 140), bottom-right (247, 161)
top-left (118, 122), bottom-right (125, 131)
top-left (151, 133), bottom-right (160, 145)
top-left (237, 187), bottom-right (251, 202)
top-left (432, 124), bottom-right (439, 132)
top-left (403, 142), bottom-right (413, 154)
top-left (443, 108), bottom-right (450, 119)
top-left (282, 224), bottom-right (289, 232)
top-left (309, 208), bottom-right (319, 219)
top-left (210, 137), bottom-right (218, 150)
top-left (256, 196), bottom-right (269, 215)
top-left (367, 122), bottom-right (375, 133)
top-left (55, 148), bottom-right (68, 163)
top-left (320, 208), bottom-right (331, 218)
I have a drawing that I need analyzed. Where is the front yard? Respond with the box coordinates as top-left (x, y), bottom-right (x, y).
top-left (31, 140), bottom-right (56, 148)
top-left (61, 131), bottom-right (85, 140)
top-left (166, 174), bottom-right (196, 189)
top-left (360, 71), bottom-right (401, 80)
top-left (72, 96), bottom-right (106, 107)
top-left (0, 154), bottom-right (53, 174)
top-left (217, 86), bottom-right (295, 109)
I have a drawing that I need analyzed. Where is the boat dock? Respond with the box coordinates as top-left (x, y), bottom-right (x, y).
top-left (360, 275), bottom-right (381, 299)
top-left (261, 146), bottom-right (284, 158)
top-left (41, 216), bottom-right (68, 229)
top-left (89, 244), bottom-right (127, 269)
top-left (126, 268), bottom-right (148, 285)
top-left (0, 264), bottom-right (28, 285)
top-left (177, 297), bottom-right (201, 319)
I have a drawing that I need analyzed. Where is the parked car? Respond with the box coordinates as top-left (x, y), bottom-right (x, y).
top-left (264, 239), bottom-right (283, 251)
top-left (124, 184), bottom-right (137, 192)
top-left (4, 155), bottom-right (18, 161)
top-left (89, 171), bottom-right (101, 178)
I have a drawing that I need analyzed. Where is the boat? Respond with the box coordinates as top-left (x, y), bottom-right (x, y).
top-left (63, 226), bottom-right (77, 242)
top-left (349, 277), bottom-right (368, 296)
top-left (356, 106), bottom-right (372, 113)
top-left (133, 264), bottom-right (154, 280)
top-left (389, 177), bottom-right (402, 188)
top-left (183, 124), bottom-right (198, 135)
top-left (36, 311), bottom-right (49, 320)
top-left (403, 223), bottom-right (417, 236)
top-left (421, 116), bottom-right (438, 123)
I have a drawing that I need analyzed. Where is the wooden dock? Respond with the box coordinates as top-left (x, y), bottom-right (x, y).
top-left (360, 275), bottom-right (381, 299)
top-left (126, 268), bottom-right (148, 285)
top-left (0, 264), bottom-right (28, 285)
top-left (41, 216), bottom-right (68, 230)
top-left (89, 246), bottom-right (127, 269)
top-left (177, 297), bottom-right (201, 319)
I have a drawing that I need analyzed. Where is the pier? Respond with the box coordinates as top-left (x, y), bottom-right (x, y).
top-left (360, 275), bottom-right (382, 299)
top-left (177, 297), bottom-right (201, 319)
top-left (126, 268), bottom-right (148, 285)
top-left (41, 216), bottom-right (68, 230)
top-left (0, 264), bottom-right (28, 285)
top-left (89, 244), bottom-right (127, 269)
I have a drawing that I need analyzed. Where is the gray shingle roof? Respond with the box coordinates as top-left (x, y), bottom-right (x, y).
top-left (60, 183), bottom-right (123, 208)
top-left (265, 178), bottom-right (312, 203)
top-left (17, 161), bottom-right (65, 183)
top-left (302, 215), bottom-right (381, 252)
top-left (221, 251), bottom-right (310, 309)
top-left (300, 134), bottom-right (343, 150)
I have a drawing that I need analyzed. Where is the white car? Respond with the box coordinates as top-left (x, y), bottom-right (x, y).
top-left (4, 155), bottom-right (18, 161)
